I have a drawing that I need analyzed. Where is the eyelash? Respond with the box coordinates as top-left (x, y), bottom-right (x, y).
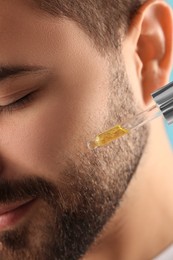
top-left (0, 92), bottom-right (35, 114)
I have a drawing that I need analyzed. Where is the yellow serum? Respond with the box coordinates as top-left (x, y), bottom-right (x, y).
top-left (88, 125), bottom-right (129, 149)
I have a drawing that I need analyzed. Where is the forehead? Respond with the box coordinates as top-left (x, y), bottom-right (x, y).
top-left (0, 0), bottom-right (95, 68)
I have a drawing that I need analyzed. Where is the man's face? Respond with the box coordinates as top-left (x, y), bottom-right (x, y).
top-left (0, 1), bottom-right (149, 259)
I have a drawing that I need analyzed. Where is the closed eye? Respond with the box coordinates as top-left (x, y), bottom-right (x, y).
top-left (0, 92), bottom-right (36, 114)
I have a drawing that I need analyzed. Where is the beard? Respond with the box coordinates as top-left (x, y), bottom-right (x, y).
top-left (0, 53), bottom-right (149, 260)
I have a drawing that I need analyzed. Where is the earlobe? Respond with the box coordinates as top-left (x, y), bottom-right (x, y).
top-left (128, 0), bottom-right (173, 104)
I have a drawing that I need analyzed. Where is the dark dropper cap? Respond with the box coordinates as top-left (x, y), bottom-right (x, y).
top-left (151, 81), bottom-right (173, 125)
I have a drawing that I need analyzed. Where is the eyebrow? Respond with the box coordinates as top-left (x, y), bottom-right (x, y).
top-left (0, 65), bottom-right (48, 82)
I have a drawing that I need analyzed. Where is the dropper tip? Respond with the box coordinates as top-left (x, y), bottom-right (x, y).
top-left (87, 140), bottom-right (98, 150)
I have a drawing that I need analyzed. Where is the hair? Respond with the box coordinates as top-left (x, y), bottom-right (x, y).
top-left (33, 0), bottom-right (147, 52)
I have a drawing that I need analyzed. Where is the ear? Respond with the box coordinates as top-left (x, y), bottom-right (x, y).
top-left (125, 0), bottom-right (173, 105)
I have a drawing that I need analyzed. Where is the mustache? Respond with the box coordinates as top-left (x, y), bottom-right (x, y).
top-left (0, 177), bottom-right (58, 205)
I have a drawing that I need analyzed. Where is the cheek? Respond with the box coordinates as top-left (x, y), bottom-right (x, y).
top-left (0, 98), bottom-right (89, 180)
top-left (1, 101), bottom-right (68, 180)
top-left (1, 76), bottom-right (109, 180)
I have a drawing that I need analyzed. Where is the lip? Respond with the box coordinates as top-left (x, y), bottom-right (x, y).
top-left (0, 198), bottom-right (36, 231)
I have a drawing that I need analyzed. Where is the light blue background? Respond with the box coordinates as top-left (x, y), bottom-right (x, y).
top-left (165, 0), bottom-right (173, 148)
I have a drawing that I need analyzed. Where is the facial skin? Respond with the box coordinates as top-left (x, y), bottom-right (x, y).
top-left (0, 0), bottom-right (150, 259)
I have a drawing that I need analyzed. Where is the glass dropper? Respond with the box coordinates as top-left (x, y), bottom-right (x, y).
top-left (87, 81), bottom-right (173, 150)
